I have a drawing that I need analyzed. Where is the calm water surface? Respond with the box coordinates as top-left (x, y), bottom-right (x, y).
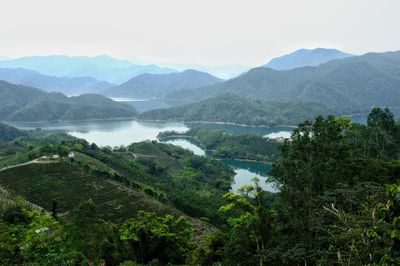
top-left (10, 119), bottom-right (280, 192)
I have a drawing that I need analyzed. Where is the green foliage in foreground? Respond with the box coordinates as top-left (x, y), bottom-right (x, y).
top-left (0, 107), bottom-right (400, 265)
top-left (0, 200), bottom-right (194, 265)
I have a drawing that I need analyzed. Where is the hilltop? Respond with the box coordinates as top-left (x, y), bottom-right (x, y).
top-left (0, 80), bottom-right (137, 122)
top-left (105, 69), bottom-right (222, 98)
top-left (142, 93), bottom-right (334, 126)
top-left (264, 48), bottom-right (352, 70)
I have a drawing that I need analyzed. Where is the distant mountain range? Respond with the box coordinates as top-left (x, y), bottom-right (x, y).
top-left (0, 55), bottom-right (177, 83)
top-left (141, 94), bottom-right (333, 126)
top-left (264, 48), bottom-right (353, 70)
top-left (0, 68), bottom-right (113, 95)
top-left (0, 80), bottom-right (137, 122)
top-left (105, 70), bottom-right (222, 98)
top-left (166, 51), bottom-right (400, 113)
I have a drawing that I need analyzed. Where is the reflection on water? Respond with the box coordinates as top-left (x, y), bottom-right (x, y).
top-left (112, 98), bottom-right (192, 112)
top-left (221, 159), bottom-right (276, 193)
top-left (10, 120), bottom-right (189, 147)
top-left (188, 122), bottom-right (294, 136)
top-left (164, 139), bottom-right (206, 156)
top-left (10, 119), bottom-right (283, 193)
top-left (264, 131), bottom-right (292, 139)
top-left (162, 138), bottom-right (276, 193)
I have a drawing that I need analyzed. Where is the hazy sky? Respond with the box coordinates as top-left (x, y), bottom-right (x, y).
top-left (1, 0), bottom-right (399, 66)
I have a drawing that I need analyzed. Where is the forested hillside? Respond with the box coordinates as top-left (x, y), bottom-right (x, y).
top-left (105, 69), bottom-right (222, 98)
top-left (0, 81), bottom-right (137, 122)
top-left (141, 94), bottom-right (333, 126)
top-left (166, 51), bottom-right (400, 113)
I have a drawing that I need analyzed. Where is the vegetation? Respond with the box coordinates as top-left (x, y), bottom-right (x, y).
top-left (159, 127), bottom-right (282, 162)
top-left (0, 122), bottom-right (27, 142)
top-left (0, 80), bottom-right (137, 122)
top-left (106, 69), bottom-right (222, 98)
top-left (0, 107), bottom-right (400, 265)
top-left (166, 51), bottom-right (400, 113)
top-left (142, 93), bottom-right (333, 126)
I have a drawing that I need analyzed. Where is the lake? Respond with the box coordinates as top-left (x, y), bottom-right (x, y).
top-left (10, 119), bottom-right (281, 193)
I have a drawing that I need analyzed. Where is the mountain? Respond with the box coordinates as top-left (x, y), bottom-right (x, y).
top-left (104, 69), bottom-right (223, 98)
top-left (0, 68), bottom-right (113, 95)
top-left (166, 51), bottom-right (400, 113)
top-left (264, 48), bottom-right (352, 70)
top-left (141, 94), bottom-right (333, 126)
top-left (0, 80), bottom-right (137, 122)
top-left (0, 55), bottom-right (177, 83)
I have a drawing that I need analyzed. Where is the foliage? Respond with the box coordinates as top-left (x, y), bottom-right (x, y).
top-left (0, 80), bottom-right (137, 122)
top-left (119, 211), bottom-right (193, 264)
top-left (142, 93), bottom-right (333, 126)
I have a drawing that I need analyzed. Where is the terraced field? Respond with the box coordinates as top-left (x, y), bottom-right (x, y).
top-left (73, 152), bottom-right (117, 175)
top-left (0, 162), bottom-right (177, 224)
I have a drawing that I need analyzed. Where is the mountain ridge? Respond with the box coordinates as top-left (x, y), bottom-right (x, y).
top-left (0, 80), bottom-right (137, 122)
top-left (105, 69), bottom-right (223, 98)
top-left (264, 48), bottom-right (353, 70)
top-left (0, 67), bottom-right (113, 95)
top-left (165, 51), bottom-right (400, 113)
top-left (0, 55), bottom-right (177, 83)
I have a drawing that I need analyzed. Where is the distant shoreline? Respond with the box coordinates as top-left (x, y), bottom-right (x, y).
top-left (138, 118), bottom-right (298, 128)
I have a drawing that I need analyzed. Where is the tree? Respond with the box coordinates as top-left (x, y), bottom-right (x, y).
top-left (219, 178), bottom-right (273, 266)
top-left (119, 211), bottom-right (193, 264)
top-left (367, 107), bottom-right (395, 134)
top-left (66, 200), bottom-right (117, 264)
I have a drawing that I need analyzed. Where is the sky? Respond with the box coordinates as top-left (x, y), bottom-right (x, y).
top-left (1, 0), bottom-right (400, 67)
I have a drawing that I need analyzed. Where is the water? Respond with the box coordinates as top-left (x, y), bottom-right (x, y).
top-left (159, 138), bottom-right (275, 193)
top-left (221, 159), bottom-right (276, 193)
top-left (164, 139), bottom-right (205, 156)
top-left (10, 120), bottom-right (189, 147)
top-left (10, 119), bottom-right (279, 193)
top-left (111, 97), bottom-right (191, 112)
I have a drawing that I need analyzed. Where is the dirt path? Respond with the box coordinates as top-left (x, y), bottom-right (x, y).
top-left (0, 155), bottom-right (60, 172)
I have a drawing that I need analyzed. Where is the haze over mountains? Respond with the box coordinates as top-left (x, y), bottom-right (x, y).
top-left (0, 55), bottom-right (176, 84)
top-left (0, 68), bottom-right (113, 95)
top-left (264, 48), bottom-right (352, 70)
top-left (105, 69), bottom-right (222, 98)
top-left (1, 48), bottom-right (399, 121)
top-left (167, 50), bottom-right (400, 114)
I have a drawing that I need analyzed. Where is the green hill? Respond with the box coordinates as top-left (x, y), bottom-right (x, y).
top-left (0, 80), bottom-right (138, 122)
top-left (141, 94), bottom-right (333, 126)
top-left (105, 69), bottom-right (222, 98)
top-left (166, 51), bottom-right (400, 113)
top-left (0, 122), bottom-right (27, 142)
